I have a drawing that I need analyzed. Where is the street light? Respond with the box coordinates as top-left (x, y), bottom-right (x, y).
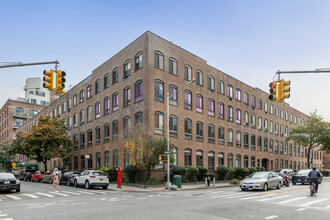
top-left (166, 79), bottom-right (195, 189)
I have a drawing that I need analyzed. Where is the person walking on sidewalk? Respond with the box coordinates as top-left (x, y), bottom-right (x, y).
top-left (52, 168), bottom-right (60, 192)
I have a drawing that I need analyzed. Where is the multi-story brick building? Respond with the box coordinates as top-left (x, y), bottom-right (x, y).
top-left (18, 31), bottom-right (323, 172)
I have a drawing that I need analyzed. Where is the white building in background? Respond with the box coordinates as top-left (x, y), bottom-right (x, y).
top-left (24, 77), bottom-right (52, 106)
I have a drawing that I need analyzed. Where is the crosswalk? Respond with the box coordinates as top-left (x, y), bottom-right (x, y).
top-left (173, 189), bottom-right (330, 210)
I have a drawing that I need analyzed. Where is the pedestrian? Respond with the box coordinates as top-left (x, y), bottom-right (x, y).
top-left (52, 168), bottom-right (60, 192)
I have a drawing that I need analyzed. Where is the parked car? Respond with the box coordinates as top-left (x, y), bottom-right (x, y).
top-left (11, 171), bottom-right (20, 179)
top-left (17, 169), bottom-right (37, 181)
top-left (61, 171), bottom-right (81, 186)
top-left (42, 170), bottom-right (62, 184)
top-left (292, 169), bottom-right (323, 185)
top-left (0, 172), bottom-right (20, 192)
top-left (240, 171), bottom-right (283, 191)
top-left (32, 171), bottom-right (44, 182)
top-left (74, 170), bottom-right (109, 189)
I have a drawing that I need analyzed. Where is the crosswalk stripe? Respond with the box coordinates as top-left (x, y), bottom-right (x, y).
top-left (0, 214), bottom-right (8, 217)
top-left (49, 192), bottom-right (69, 197)
top-left (90, 191), bottom-right (107, 194)
top-left (203, 191), bottom-right (224, 195)
top-left (225, 193), bottom-right (255, 199)
top-left (77, 191), bottom-right (95, 195)
top-left (299, 198), bottom-right (328, 207)
top-left (277, 197), bottom-right (305, 205)
top-left (36, 192), bottom-right (54, 198)
top-left (258, 195), bottom-right (290, 202)
top-left (240, 194), bottom-right (273, 200)
top-left (61, 191), bottom-right (81, 195)
top-left (211, 192), bottom-right (239, 198)
top-left (6, 195), bottom-right (21, 200)
top-left (0, 218), bottom-right (14, 220)
top-left (22, 194), bottom-right (39, 199)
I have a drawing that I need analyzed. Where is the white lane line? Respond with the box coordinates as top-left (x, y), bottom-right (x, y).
top-left (77, 191), bottom-right (95, 195)
top-left (6, 195), bottom-right (21, 200)
top-left (296, 208), bottom-right (306, 211)
top-left (49, 192), bottom-right (69, 197)
top-left (241, 194), bottom-right (273, 200)
top-left (277, 197), bottom-right (305, 205)
top-left (36, 192), bottom-right (55, 198)
top-left (0, 214), bottom-right (8, 217)
top-left (326, 205), bottom-right (330, 208)
top-left (0, 218), bottom-right (14, 220)
top-left (258, 195), bottom-right (290, 202)
top-left (60, 191), bottom-right (81, 195)
top-left (299, 198), bottom-right (328, 207)
top-left (22, 194), bottom-right (39, 199)
top-left (265, 215), bottom-right (279, 219)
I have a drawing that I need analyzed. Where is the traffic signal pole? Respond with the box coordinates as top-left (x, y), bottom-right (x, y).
top-left (0, 60), bottom-right (59, 69)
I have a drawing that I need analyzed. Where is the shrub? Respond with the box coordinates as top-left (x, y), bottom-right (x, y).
top-left (108, 168), bottom-right (118, 181)
top-left (226, 168), bottom-right (236, 180)
top-left (321, 169), bottom-right (330, 177)
top-left (196, 166), bottom-right (208, 181)
top-left (248, 167), bottom-right (258, 174)
top-left (98, 166), bottom-right (110, 172)
top-left (217, 165), bottom-right (229, 180)
top-left (146, 176), bottom-right (157, 185)
top-left (242, 168), bottom-right (249, 178)
top-left (186, 166), bottom-right (199, 183)
top-left (256, 167), bottom-right (265, 172)
top-left (206, 174), bottom-right (215, 180)
top-left (171, 166), bottom-right (187, 176)
top-left (123, 165), bottom-right (138, 183)
top-left (231, 178), bottom-right (240, 185)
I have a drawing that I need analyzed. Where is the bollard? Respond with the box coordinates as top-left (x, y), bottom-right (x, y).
top-left (213, 177), bottom-right (215, 187)
top-left (207, 176), bottom-right (210, 187)
top-left (205, 177), bottom-right (207, 188)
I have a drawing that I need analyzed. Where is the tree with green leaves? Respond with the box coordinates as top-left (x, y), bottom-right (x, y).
top-left (286, 111), bottom-right (329, 168)
top-left (11, 115), bottom-right (72, 171)
top-left (0, 140), bottom-right (15, 170)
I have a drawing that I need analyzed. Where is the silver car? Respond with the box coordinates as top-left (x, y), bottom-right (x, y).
top-left (240, 172), bottom-right (283, 191)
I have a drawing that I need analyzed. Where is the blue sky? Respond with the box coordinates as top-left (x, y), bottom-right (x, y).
top-left (1, 0), bottom-right (330, 121)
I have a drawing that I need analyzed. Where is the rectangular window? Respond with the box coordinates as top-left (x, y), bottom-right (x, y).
top-left (218, 103), bottom-right (224, 119)
top-left (208, 100), bottom-right (214, 116)
top-left (154, 52), bottom-right (164, 69)
top-left (95, 103), bottom-right (100, 119)
top-left (208, 77), bottom-right (214, 91)
top-left (236, 109), bottom-right (241, 124)
top-left (169, 85), bottom-right (178, 106)
top-left (124, 62), bottom-right (131, 78)
top-left (112, 94), bottom-right (119, 111)
top-left (196, 71), bottom-right (203, 86)
top-left (155, 81), bottom-right (164, 102)
top-left (112, 69), bottom-right (119, 84)
top-left (169, 116), bottom-right (178, 137)
top-left (184, 119), bottom-right (192, 139)
top-left (169, 58), bottom-right (177, 75)
top-left (184, 66), bottom-right (192, 81)
top-left (196, 95), bottom-right (203, 113)
top-left (123, 87), bottom-right (131, 107)
top-left (135, 54), bottom-right (142, 70)
top-left (184, 91), bottom-right (192, 110)
top-left (208, 126), bottom-right (215, 143)
top-left (135, 82), bottom-right (143, 102)
top-left (218, 127), bottom-right (224, 145)
top-left (104, 98), bottom-right (110, 115)
top-left (112, 121), bottom-right (119, 141)
top-left (96, 127), bottom-right (100, 144)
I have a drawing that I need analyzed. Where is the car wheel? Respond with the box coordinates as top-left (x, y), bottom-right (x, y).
top-left (241, 188), bottom-right (246, 191)
top-left (74, 180), bottom-right (78, 188)
top-left (16, 188), bottom-right (20, 192)
top-left (276, 182), bottom-right (281, 189)
top-left (263, 183), bottom-right (268, 191)
top-left (102, 185), bottom-right (108, 190)
top-left (85, 181), bottom-right (90, 189)
top-left (67, 180), bottom-right (71, 186)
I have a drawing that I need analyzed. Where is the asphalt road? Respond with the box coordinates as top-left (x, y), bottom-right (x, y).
top-left (1, 179), bottom-right (330, 220)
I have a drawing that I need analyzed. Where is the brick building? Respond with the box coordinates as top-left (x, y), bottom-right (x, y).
top-left (18, 31), bottom-right (323, 172)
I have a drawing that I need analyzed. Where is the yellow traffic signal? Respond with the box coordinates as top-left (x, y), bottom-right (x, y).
top-left (268, 81), bottom-right (278, 101)
top-left (278, 79), bottom-right (290, 102)
top-left (55, 70), bottom-right (66, 94)
top-left (43, 70), bottom-right (54, 90)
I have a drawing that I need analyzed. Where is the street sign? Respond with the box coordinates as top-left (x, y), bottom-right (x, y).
top-left (12, 162), bottom-right (16, 169)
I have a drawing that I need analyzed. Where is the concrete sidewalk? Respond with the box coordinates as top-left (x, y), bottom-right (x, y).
top-left (108, 181), bottom-right (233, 192)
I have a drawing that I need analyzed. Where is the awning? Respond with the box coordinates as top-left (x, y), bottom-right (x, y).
top-left (17, 163), bottom-right (38, 168)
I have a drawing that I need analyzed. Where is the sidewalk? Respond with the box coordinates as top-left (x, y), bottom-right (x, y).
top-left (108, 181), bottom-right (233, 192)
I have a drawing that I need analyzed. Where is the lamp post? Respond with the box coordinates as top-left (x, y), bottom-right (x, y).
top-left (166, 79), bottom-right (195, 189)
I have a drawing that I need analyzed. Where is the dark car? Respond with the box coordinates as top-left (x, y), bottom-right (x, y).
top-left (11, 171), bottom-right (20, 179)
top-left (292, 169), bottom-right (323, 185)
top-left (0, 173), bottom-right (20, 192)
top-left (17, 169), bottom-right (37, 181)
top-left (61, 171), bottom-right (81, 186)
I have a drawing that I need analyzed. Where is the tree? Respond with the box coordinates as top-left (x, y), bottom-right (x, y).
top-left (286, 111), bottom-right (329, 168)
top-left (11, 115), bottom-right (72, 171)
top-left (119, 124), bottom-right (168, 182)
top-left (0, 140), bottom-right (15, 170)
top-left (319, 121), bottom-right (330, 153)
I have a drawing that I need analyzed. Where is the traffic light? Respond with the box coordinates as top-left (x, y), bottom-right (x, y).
top-left (159, 155), bottom-right (167, 162)
top-left (43, 70), bottom-right (54, 90)
top-left (268, 81), bottom-right (277, 101)
top-left (55, 70), bottom-right (66, 94)
top-left (278, 79), bottom-right (290, 102)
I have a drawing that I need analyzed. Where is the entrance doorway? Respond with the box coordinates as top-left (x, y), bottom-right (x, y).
top-left (262, 158), bottom-right (269, 171)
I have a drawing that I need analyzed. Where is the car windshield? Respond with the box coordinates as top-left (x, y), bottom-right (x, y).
top-left (297, 170), bottom-right (311, 175)
top-left (92, 172), bottom-right (106, 176)
top-left (0, 173), bottom-right (15, 178)
top-left (248, 173), bottom-right (268, 179)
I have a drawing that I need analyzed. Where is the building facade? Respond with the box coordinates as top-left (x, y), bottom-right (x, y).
top-left (18, 31), bottom-right (323, 172)
top-left (24, 77), bottom-right (56, 106)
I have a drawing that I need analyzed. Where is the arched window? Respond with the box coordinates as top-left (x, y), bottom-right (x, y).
top-left (251, 156), bottom-right (256, 167)
top-left (155, 112), bottom-right (164, 135)
top-left (104, 151), bottom-right (110, 167)
top-left (95, 80), bottom-right (100, 94)
top-left (74, 156), bottom-right (78, 170)
top-left (96, 152), bottom-right (101, 168)
top-left (184, 148), bottom-right (192, 166)
top-left (104, 97), bottom-right (110, 115)
top-left (154, 51), bottom-right (164, 69)
top-left (235, 154), bottom-right (241, 168)
top-left (196, 150), bottom-right (203, 167)
top-left (135, 52), bottom-right (143, 70)
top-left (208, 76), bottom-right (214, 92)
top-left (123, 60), bottom-right (131, 78)
top-left (169, 57), bottom-right (178, 75)
top-left (135, 81), bottom-right (143, 102)
top-left (123, 86), bottom-right (131, 107)
top-left (80, 90), bottom-right (85, 102)
top-left (227, 153), bottom-right (233, 168)
top-left (208, 151), bottom-right (215, 170)
top-left (113, 150), bottom-right (118, 167)
top-left (218, 152), bottom-right (224, 165)
top-left (185, 65), bottom-right (192, 81)
top-left (244, 155), bottom-right (249, 168)
top-left (104, 73), bottom-right (110, 89)
top-left (218, 80), bottom-right (224, 94)
top-left (112, 68), bottom-right (119, 84)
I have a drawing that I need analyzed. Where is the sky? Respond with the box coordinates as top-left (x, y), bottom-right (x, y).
top-left (1, 0), bottom-right (330, 121)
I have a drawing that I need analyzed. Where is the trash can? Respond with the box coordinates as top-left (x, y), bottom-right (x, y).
top-left (173, 175), bottom-right (182, 188)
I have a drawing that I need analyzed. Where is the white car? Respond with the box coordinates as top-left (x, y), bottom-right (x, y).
top-left (74, 170), bottom-right (109, 189)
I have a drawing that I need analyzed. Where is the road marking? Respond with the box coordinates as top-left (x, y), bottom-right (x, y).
top-left (36, 192), bottom-right (54, 198)
top-left (49, 192), bottom-right (69, 197)
top-left (299, 198), bottom-right (328, 207)
top-left (77, 191), bottom-right (95, 195)
top-left (6, 195), bottom-right (21, 200)
top-left (211, 192), bottom-right (238, 198)
top-left (72, 202), bottom-right (87, 205)
top-left (258, 195), bottom-right (290, 202)
top-left (224, 193), bottom-right (254, 199)
top-left (265, 215), bottom-right (278, 219)
top-left (22, 194), bottom-right (39, 199)
top-left (204, 191), bottom-right (224, 195)
top-left (90, 191), bottom-right (107, 195)
top-left (0, 214), bottom-right (8, 217)
top-left (0, 218), bottom-right (13, 220)
top-left (326, 205), bottom-right (330, 208)
top-left (277, 197), bottom-right (305, 205)
top-left (240, 194), bottom-right (273, 200)
top-left (61, 191), bottom-right (81, 195)
top-left (296, 208), bottom-right (306, 211)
